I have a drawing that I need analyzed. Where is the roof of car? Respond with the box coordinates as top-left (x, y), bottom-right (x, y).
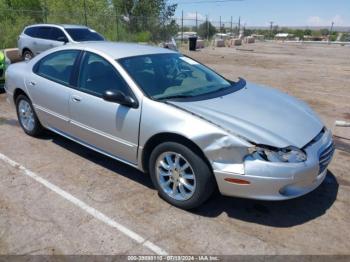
top-left (63, 41), bottom-right (177, 59)
top-left (27, 24), bottom-right (88, 29)
top-left (61, 24), bottom-right (89, 29)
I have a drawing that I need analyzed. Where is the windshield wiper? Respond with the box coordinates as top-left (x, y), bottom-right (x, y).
top-left (157, 94), bottom-right (194, 100)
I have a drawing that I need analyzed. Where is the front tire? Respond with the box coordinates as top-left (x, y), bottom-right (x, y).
top-left (149, 142), bottom-right (215, 209)
top-left (16, 94), bottom-right (43, 136)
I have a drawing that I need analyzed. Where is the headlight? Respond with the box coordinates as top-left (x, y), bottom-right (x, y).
top-left (250, 146), bottom-right (307, 163)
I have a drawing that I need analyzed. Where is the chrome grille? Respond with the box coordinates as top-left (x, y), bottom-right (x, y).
top-left (319, 142), bottom-right (334, 174)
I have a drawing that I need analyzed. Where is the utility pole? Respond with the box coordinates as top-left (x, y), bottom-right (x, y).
top-left (206, 15), bottom-right (209, 41)
top-left (329, 21), bottom-right (334, 43)
top-left (238, 16), bottom-right (241, 35)
top-left (230, 16), bottom-right (233, 35)
top-left (269, 21), bottom-right (274, 39)
top-left (181, 10), bottom-right (184, 43)
top-left (219, 16), bottom-right (222, 33)
top-left (83, 0), bottom-right (88, 26)
top-left (196, 12), bottom-right (198, 32)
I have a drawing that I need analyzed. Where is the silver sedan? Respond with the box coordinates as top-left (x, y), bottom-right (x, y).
top-left (4, 42), bottom-right (334, 209)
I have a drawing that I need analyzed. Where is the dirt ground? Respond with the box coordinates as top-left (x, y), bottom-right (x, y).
top-left (0, 42), bottom-right (350, 255)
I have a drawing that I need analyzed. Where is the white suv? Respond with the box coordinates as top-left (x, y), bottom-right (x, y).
top-left (18, 24), bottom-right (104, 60)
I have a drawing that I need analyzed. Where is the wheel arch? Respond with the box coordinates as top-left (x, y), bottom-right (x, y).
top-left (13, 88), bottom-right (29, 104)
top-left (141, 132), bottom-right (212, 173)
top-left (22, 47), bottom-right (32, 56)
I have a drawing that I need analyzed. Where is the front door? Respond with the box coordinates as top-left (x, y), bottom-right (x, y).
top-left (69, 51), bottom-right (141, 164)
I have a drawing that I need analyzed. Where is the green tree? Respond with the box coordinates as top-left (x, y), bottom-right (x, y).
top-left (4, 0), bottom-right (42, 11)
top-left (294, 29), bottom-right (305, 40)
top-left (304, 29), bottom-right (312, 36)
top-left (197, 21), bottom-right (216, 39)
top-left (44, 0), bottom-right (111, 26)
top-left (329, 34), bottom-right (337, 41)
top-left (111, 0), bottom-right (178, 41)
top-left (0, 0), bottom-right (178, 47)
top-left (243, 28), bottom-right (253, 36)
top-left (0, 0), bottom-right (43, 48)
top-left (320, 28), bottom-right (329, 36)
top-left (312, 30), bottom-right (322, 37)
top-left (340, 33), bottom-right (350, 42)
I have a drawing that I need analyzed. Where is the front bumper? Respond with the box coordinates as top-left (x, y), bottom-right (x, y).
top-left (213, 129), bottom-right (334, 200)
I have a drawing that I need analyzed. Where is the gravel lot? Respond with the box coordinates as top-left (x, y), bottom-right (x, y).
top-left (0, 42), bottom-right (349, 255)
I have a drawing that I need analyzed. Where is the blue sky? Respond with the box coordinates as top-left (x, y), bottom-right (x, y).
top-left (170, 0), bottom-right (350, 27)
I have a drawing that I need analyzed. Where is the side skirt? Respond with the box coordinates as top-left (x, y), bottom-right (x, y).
top-left (46, 126), bottom-right (141, 171)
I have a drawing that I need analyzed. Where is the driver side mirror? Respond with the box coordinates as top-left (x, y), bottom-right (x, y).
top-left (102, 89), bottom-right (138, 108)
top-left (57, 36), bottom-right (68, 43)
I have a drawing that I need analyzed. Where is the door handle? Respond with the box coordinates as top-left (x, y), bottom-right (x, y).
top-left (29, 81), bottom-right (36, 86)
top-left (72, 96), bottom-right (81, 102)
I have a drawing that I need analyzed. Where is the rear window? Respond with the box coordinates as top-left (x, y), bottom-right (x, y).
top-left (65, 28), bottom-right (104, 42)
top-left (24, 27), bottom-right (38, 37)
top-left (35, 50), bottom-right (80, 86)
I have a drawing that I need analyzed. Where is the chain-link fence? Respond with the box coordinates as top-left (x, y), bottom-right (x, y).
top-left (174, 17), bottom-right (239, 41)
top-left (0, 8), bottom-right (241, 49)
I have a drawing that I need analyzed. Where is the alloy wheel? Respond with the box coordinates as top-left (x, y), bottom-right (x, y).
top-left (18, 99), bottom-right (35, 132)
top-left (156, 151), bottom-right (196, 201)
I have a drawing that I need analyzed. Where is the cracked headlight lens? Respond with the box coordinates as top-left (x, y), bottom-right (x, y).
top-left (251, 146), bottom-right (307, 163)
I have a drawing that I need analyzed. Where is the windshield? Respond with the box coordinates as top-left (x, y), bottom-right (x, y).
top-left (118, 54), bottom-right (232, 100)
top-left (65, 28), bottom-right (104, 42)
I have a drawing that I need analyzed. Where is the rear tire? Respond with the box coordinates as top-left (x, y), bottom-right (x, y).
top-left (16, 94), bottom-right (43, 137)
top-left (149, 142), bottom-right (215, 210)
top-left (22, 50), bottom-right (33, 61)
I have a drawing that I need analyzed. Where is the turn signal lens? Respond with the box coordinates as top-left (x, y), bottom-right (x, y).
top-left (224, 178), bottom-right (250, 185)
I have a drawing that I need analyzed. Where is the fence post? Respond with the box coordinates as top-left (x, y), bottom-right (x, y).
top-left (181, 10), bottom-right (184, 43)
top-left (83, 0), bottom-right (88, 26)
top-left (116, 15), bottom-right (119, 41)
top-left (43, 0), bottom-right (47, 23)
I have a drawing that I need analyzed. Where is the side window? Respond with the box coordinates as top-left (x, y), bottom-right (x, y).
top-left (78, 52), bottom-right (129, 97)
top-left (37, 27), bottom-right (51, 40)
top-left (50, 28), bottom-right (67, 42)
top-left (36, 50), bottom-right (79, 85)
top-left (24, 27), bottom-right (38, 37)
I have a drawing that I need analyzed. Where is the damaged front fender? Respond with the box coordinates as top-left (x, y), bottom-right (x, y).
top-left (138, 98), bottom-right (253, 174)
top-left (195, 134), bottom-right (251, 175)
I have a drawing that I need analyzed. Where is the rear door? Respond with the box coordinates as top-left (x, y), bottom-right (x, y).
top-left (27, 50), bottom-right (81, 133)
top-left (68, 51), bottom-right (141, 164)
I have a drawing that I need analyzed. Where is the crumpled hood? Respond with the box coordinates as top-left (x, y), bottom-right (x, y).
top-left (169, 82), bottom-right (323, 148)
